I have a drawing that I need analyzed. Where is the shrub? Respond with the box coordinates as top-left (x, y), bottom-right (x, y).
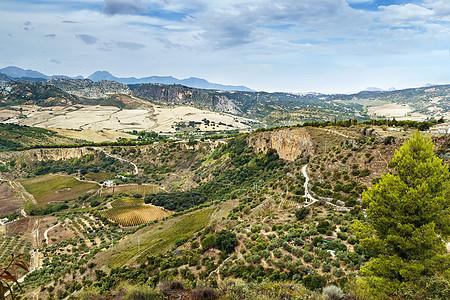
top-left (295, 207), bottom-right (310, 220)
top-left (124, 285), bottom-right (159, 300)
top-left (303, 253), bottom-right (313, 263)
top-left (322, 285), bottom-right (343, 300)
top-left (201, 235), bottom-right (216, 250)
top-left (216, 230), bottom-right (238, 254)
top-left (190, 286), bottom-right (218, 300)
top-left (303, 275), bottom-right (327, 291)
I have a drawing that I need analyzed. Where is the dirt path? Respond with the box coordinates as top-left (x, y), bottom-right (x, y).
top-left (302, 165), bottom-right (318, 207)
top-left (316, 128), bottom-right (352, 139)
top-left (44, 223), bottom-right (60, 244)
top-left (302, 165), bottom-right (350, 211)
top-left (93, 147), bottom-right (139, 175)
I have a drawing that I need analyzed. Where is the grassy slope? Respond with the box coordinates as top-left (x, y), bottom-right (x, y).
top-left (0, 124), bottom-right (83, 150)
top-left (105, 207), bottom-right (214, 268)
top-left (21, 174), bottom-right (99, 204)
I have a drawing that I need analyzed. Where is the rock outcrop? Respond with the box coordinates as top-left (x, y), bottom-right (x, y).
top-left (247, 127), bottom-right (314, 161)
top-left (47, 78), bottom-right (131, 99)
top-left (133, 84), bottom-right (242, 114)
top-left (0, 147), bottom-right (97, 163)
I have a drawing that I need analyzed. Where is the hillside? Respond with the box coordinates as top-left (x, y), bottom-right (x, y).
top-left (1, 77), bottom-right (450, 131)
top-left (0, 124), bottom-right (447, 299)
top-left (0, 124), bottom-right (85, 150)
top-left (47, 78), bottom-right (131, 99)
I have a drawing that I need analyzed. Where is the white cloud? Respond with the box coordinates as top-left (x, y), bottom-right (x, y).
top-left (1, 0), bottom-right (450, 93)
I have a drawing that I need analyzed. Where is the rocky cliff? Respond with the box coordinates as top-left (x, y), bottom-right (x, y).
top-left (47, 78), bottom-right (131, 99)
top-left (0, 147), bottom-right (97, 163)
top-left (133, 84), bottom-right (242, 114)
top-left (247, 127), bottom-right (314, 161)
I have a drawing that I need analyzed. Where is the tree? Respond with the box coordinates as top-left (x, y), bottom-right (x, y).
top-left (352, 131), bottom-right (450, 298)
top-left (215, 230), bottom-right (238, 254)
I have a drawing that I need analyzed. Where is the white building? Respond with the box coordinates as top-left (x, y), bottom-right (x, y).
top-left (429, 123), bottom-right (450, 134)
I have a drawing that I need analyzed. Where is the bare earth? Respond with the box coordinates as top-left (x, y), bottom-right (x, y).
top-left (1, 103), bottom-right (252, 134)
top-left (0, 182), bottom-right (24, 216)
top-left (368, 103), bottom-right (413, 117)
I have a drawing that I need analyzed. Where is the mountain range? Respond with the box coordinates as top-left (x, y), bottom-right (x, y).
top-left (0, 66), bottom-right (253, 92)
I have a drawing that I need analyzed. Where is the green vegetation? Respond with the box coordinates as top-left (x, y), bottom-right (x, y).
top-left (145, 137), bottom-right (286, 211)
top-left (108, 208), bottom-right (213, 268)
top-left (353, 131), bottom-right (450, 298)
top-left (100, 197), bottom-right (168, 227)
top-left (21, 175), bottom-right (98, 204)
top-left (3, 123), bottom-right (447, 300)
top-left (0, 124), bottom-right (82, 150)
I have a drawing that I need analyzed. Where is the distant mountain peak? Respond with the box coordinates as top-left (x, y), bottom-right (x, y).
top-left (0, 66), bottom-right (49, 80)
top-left (87, 70), bottom-right (254, 92)
top-left (88, 71), bottom-right (117, 81)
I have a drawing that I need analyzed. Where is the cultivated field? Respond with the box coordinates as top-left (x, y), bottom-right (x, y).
top-left (101, 197), bottom-right (170, 227)
top-left (21, 174), bottom-right (99, 204)
top-left (0, 181), bottom-right (23, 216)
top-left (49, 128), bottom-right (134, 143)
top-left (367, 103), bottom-right (413, 117)
top-left (102, 184), bottom-right (163, 196)
top-left (1, 104), bottom-right (252, 133)
top-left (84, 172), bottom-right (115, 182)
top-left (0, 235), bottom-right (32, 263)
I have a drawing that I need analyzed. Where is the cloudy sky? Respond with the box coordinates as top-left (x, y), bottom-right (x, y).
top-left (1, 0), bottom-right (450, 93)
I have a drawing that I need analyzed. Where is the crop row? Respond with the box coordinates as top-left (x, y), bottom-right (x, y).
top-left (0, 235), bottom-right (31, 262)
top-left (100, 206), bottom-right (166, 227)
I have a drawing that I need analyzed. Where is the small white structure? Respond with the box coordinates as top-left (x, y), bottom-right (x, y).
top-left (429, 123), bottom-right (450, 134)
top-left (104, 180), bottom-right (115, 188)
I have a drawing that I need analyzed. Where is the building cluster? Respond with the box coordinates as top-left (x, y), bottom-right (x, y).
top-left (429, 123), bottom-right (450, 134)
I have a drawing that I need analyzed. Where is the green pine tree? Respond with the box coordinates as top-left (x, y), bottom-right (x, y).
top-left (352, 131), bottom-right (450, 298)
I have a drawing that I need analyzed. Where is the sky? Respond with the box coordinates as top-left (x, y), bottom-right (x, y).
top-left (1, 0), bottom-right (450, 94)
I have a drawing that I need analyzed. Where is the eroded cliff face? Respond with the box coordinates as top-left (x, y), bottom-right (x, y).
top-left (0, 147), bottom-right (96, 163)
top-left (247, 127), bottom-right (314, 161)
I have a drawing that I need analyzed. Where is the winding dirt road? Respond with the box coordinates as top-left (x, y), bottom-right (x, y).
top-left (302, 165), bottom-right (349, 211)
top-left (93, 147), bottom-right (139, 175)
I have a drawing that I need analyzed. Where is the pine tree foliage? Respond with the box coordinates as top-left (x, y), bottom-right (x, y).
top-left (352, 131), bottom-right (450, 297)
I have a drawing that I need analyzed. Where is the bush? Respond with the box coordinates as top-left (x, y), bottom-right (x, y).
top-left (295, 207), bottom-right (310, 220)
top-left (124, 286), bottom-right (159, 300)
top-left (190, 286), bottom-right (218, 300)
top-left (303, 275), bottom-right (327, 291)
top-left (201, 235), bottom-right (216, 250)
top-left (322, 285), bottom-right (343, 300)
top-left (303, 253), bottom-right (313, 263)
top-left (216, 230), bottom-right (238, 254)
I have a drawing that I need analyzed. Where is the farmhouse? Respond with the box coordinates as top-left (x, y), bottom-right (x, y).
top-left (429, 122), bottom-right (450, 134)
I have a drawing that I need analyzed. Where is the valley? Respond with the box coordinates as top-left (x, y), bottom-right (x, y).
top-left (0, 74), bottom-right (449, 299)
top-left (0, 120), bottom-right (448, 299)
